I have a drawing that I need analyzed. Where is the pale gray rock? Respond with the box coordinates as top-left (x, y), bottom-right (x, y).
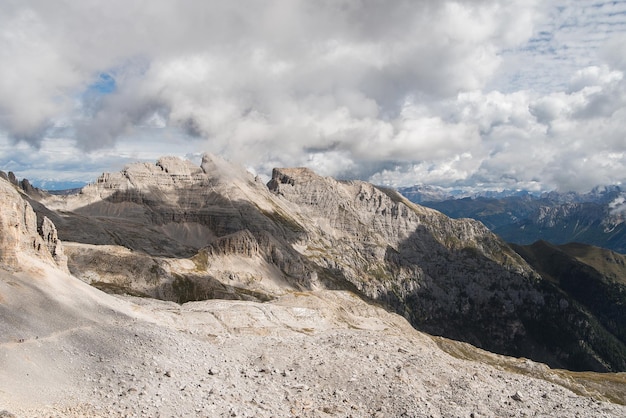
top-left (511, 391), bottom-right (524, 402)
top-left (0, 178), bottom-right (62, 268)
top-left (38, 216), bottom-right (68, 271)
top-left (206, 229), bottom-right (260, 257)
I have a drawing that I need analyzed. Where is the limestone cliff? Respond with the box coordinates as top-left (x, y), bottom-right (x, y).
top-left (0, 177), bottom-right (67, 271)
top-left (267, 168), bottom-right (546, 359)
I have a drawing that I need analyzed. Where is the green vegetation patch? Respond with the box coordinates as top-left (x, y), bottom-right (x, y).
top-left (367, 264), bottom-right (394, 282)
top-left (261, 208), bottom-right (306, 233)
top-left (191, 250), bottom-right (209, 271)
top-left (172, 275), bottom-right (202, 304)
top-left (90, 281), bottom-right (149, 298)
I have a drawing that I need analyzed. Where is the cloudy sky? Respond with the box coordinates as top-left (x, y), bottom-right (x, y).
top-left (1, 0), bottom-right (626, 192)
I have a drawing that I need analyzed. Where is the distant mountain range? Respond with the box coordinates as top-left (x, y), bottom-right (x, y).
top-left (399, 185), bottom-right (626, 254)
top-left (398, 184), bottom-right (539, 204)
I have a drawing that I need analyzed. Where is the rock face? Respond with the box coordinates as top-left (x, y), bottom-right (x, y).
top-left (39, 216), bottom-right (68, 271)
top-left (267, 167), bottom-right (542, 350)
top-left (29, 155), bottom-right (626, 371)
top-left (0, 177), bottom-right (67, 270)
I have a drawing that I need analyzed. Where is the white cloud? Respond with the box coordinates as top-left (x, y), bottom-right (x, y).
top-left (1, 0), bottom-right (626, 193)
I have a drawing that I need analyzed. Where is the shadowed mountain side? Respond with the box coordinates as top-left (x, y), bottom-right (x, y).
top-left (556, 242), bottom-right (626, 285)
top-left (380, 224), bottom-right (543, 357)
top-left (511, 240), bottom-right (626, 370)
top-left (52, 194), bottom-right (326, 303)
top-left (45, 188), bottom-right (366, 303)
top-left (47, 189), bottom-right (306, 257)
top-left (336, 221), bottom-right (626, 372)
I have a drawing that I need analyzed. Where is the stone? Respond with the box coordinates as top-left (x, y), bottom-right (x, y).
top-left (39, 216), bottom-right (68, 271)
top-left (0, 177), bottom-right (60, 268)
top-left (511, 391), bottom-right (524, 402)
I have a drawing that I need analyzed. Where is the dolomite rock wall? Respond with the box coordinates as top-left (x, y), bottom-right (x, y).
top-left (0, 177), bottom-right (67, 271)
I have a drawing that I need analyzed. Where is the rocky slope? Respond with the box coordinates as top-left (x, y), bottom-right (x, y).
top-left (2, 174), bottom-right (626, 417)
top-left (21, 155), bottom-right (626, 372)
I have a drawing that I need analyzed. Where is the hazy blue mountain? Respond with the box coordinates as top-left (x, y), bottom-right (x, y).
top-left (400, 185), bottom-right (626, 253)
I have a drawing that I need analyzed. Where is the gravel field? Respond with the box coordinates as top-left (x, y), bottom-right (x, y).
top-left (2, 281), bottom-right (626, 417)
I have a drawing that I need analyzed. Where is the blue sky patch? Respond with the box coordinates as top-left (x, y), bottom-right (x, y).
top-left (88, 73), bottom-right (116, 95)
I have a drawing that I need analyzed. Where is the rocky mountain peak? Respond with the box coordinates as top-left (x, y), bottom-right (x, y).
top-left (200, 153), bottom-right (241, 178)
top-left (155, 156), bottom-right (203, 176)
top-left (0, 170), bottom-right (46, 198)
top-left (268, 167), bottom-right (320, 189)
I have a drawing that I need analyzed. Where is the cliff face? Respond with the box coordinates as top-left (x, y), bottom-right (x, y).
top-left (28, 155), bottom-right (626, 371)
top-left (0, 177), bottom-right (67, 271)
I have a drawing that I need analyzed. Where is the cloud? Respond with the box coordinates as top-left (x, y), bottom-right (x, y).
top-left (1, 1), bottom-right (626, 193)
top-left (367, 61), bottom-right (626, 192)
top-left (0, 1), bottom-right (536, 140)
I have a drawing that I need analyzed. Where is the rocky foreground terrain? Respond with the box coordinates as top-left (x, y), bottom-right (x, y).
top-left (1, 169), bottom-right (626, 417)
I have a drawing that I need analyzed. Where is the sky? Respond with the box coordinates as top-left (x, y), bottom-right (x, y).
top-left (1, 0), bottom-right (626, 192)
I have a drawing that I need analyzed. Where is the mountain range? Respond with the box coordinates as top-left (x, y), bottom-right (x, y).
top-left (400, 185), bottom-right (626, 254)
top-left (2, 155), bottom-right (626, 416)
top-left (8, 154), bottom-right (626, 371)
